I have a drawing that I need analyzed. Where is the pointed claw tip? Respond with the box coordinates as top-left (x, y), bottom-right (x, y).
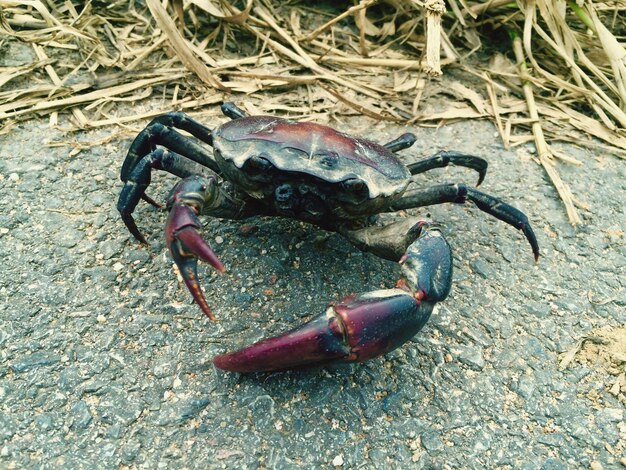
top-left (196, 295), bottom-right (217, 321)
top-left (209, 256), bottom-right (226, 273)
top-left (213, 355), bottom-right (234, 372)
top-left (141, 193), bottom-right (164, 209)
top-left (132, 230), bottom-right (148, 246)
top-left (196, 297), bottom-right (217, 321)
top-left (212, 353), bottom-right (249, 373)
top-left (208, 259), bottom-right (226, 274)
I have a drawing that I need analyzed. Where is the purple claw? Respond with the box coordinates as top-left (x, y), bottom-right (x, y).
top-left (166, 201), bottom-right (224, 321)
top-left (213, 306), bottom-right (350, 372)
top-left (213, 222), bottom-right (453, 373)
top-left (213, 290), bottom-right (431, 373)
top-left (175, 225), bottom-right (225, 273)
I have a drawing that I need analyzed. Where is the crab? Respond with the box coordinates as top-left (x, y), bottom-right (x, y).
top-left (117, 102), bottom-right (539, 373)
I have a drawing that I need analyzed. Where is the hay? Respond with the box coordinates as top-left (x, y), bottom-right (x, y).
top-left (1, 0), bottom-right (625, 223)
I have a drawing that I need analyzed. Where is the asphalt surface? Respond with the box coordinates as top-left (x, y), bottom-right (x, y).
top-left (1, 112), bottom-right (625, 468)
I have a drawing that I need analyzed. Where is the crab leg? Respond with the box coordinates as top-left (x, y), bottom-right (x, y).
top-left (408, 151), bottom-right (488, 186)
top-left (121, 112), bottom-right (218, 182)
top-left (213, 222), bottom-right (452, 373)
top-left (391, 183), bottom-right (540, 260)
top-left (383, 133), bottom-right (417, 153)
top-left (220, 102), bottom-right (248, 120)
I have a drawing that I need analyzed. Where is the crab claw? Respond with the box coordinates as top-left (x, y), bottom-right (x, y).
top-left (213, 290), bottom-right (433, 373)
top-left (165, 178), bottom-right (225, 320)
top-left (213, 223), bottom-right (452, 373)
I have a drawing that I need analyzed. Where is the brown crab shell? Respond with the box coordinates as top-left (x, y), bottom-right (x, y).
top-left (212, 116), bottom-right (411, 201)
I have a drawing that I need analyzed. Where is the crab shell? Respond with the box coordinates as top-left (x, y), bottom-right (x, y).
top-left (212, 116), bottom-right (411, 218)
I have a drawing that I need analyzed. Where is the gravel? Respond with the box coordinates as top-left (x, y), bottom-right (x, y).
top-left (0, 113), bottom-right (624, 468)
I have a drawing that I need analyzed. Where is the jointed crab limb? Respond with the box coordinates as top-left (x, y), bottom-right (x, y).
top-left (220, 102), bottom-right (248, 120)
top-left (118, 112), bottom-right (221, 224)
top-left (408, 151), bottom-right (488, 186)
top-left (213, 223), bottom-right (452, 373)
top-left (379, 137), bottom-right (488, 186)
top-left (383, 133), bottom-right (417, 153)
top-left (391, 183), bottom-right (540, 260)
top-left (121, 112), bottom-right (218, 182)
top-left (117, 148), bottom-right (215, 243)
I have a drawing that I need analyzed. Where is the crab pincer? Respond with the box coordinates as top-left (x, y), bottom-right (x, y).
top-left (165, 177), bottom-right (225, 320)
top-left (213, 222), bottom-right (452, 372)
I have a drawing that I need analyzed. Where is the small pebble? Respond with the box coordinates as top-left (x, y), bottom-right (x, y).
top-left (332, 454), bottom-right (344, 466)
top-left (239, 224), bottom-right (258, 235)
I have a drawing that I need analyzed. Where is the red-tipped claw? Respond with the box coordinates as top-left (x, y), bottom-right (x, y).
top-left (213, 290), bottom-right (432, 373)
top-left (213, 223), bottom-right (453, 373)
top-left (165, 178), bottom-right (225, 320)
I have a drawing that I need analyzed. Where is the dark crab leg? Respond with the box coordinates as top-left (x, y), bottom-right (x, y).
top-left (213, 222), bottom-right (452, 373)
top-left (121, 112), bottom-right (218, 183)
top-left (381, 136), bottom-right (488, 186)
top-left (390, 183), bottom-right (540, 260)
top-left (408, 151), bottom-right (488, 186)
top-left (221, 102), bottom-right (248, 120)
top-left (119, 112), bottom-right (220, 213)
top-left (383, 133), bottom-right (417, 153)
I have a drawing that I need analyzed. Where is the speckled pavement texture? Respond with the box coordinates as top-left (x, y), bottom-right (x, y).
top-left (1, 112), bottom-right (624, 468)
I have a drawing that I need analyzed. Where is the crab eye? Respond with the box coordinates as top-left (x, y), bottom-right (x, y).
top-left (246, 154), bottom-right (273, 172)
top-left (342, 178), bottom-right (366, 192)
top-left (341, 178), bottom-right (369, 204)
top-left (318, 152), bottom-right (339, 168)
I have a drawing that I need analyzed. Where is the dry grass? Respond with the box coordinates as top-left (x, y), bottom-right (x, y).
top-left (1, 0), bottom-right (625, 223)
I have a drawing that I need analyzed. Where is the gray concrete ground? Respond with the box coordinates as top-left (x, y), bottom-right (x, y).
top-left (0, 112), bottom-right (624, 469)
